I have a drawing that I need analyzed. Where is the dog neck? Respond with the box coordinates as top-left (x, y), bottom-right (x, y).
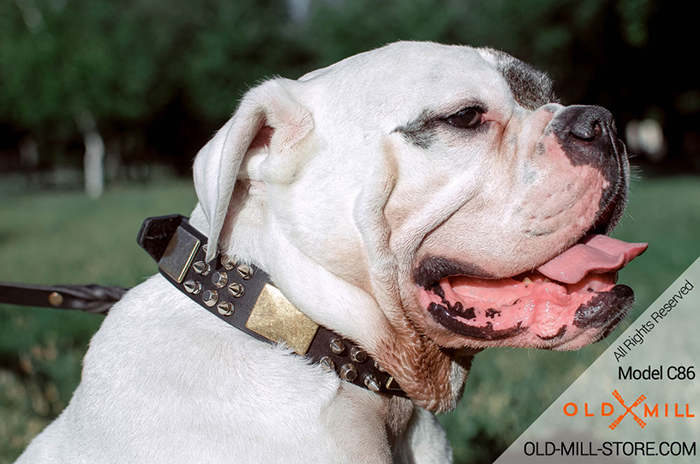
top-left (138, 213), bottom-right (406, 398)
top-left (190, 187), bottom-right (476, 413)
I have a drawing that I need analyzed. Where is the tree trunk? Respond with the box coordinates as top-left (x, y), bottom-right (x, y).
top-left (18, 135), bottom-right (39, 168)
top-left (76, 110), bottom-right (105, 199)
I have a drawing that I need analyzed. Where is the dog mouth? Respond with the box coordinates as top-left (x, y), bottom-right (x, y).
top-left (417, 234), bottom-right (647, 346)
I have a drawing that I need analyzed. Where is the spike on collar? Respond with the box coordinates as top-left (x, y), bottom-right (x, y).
top-left (137, 214), bottom-right (405, 397)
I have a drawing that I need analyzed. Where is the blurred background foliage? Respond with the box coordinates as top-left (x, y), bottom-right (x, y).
top-left (1, 0), bottom-right (699, 181)
top-left (1, 0), bottom-right (698, 463)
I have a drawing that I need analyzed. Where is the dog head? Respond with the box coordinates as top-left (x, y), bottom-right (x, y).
top-left (191, 42), bottom-right (646, 412)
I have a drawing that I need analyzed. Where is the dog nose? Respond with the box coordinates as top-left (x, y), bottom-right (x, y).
top-left (568, 105), bottom-right (615, 142)
top-left (549, 104), bottom-right (628, 230)
top-left (552, 105), bottom-right (621, 168)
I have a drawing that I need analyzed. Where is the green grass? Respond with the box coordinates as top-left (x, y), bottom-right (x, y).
top-left (0, 179), bottom-right (198, 463)
top-left (0, 175), bottom-right (698, 463)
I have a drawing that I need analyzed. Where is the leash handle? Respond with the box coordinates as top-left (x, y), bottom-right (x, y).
top-left (0, 215), bottom-right (174, 314)
top-left (0, 282), bottom-right (128, 315)
top-left (137, 214), bottom-right (187, 262)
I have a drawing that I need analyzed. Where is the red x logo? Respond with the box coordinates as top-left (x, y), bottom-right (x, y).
top-left (609, 390), bottom-right (646, 430)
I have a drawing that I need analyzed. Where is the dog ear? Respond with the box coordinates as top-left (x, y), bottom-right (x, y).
top-left (193, 79), bottom-right (312, 262)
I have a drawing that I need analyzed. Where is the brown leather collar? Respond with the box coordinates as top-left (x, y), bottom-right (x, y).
top-left (138, 215), bottom-right (405, 397)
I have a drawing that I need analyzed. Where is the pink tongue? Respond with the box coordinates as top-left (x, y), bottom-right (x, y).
top-left (536, 234), bottom-right (648, 284)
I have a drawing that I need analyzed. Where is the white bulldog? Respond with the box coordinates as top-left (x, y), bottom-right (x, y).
top-left (17, 42), bottom-right (646, 463)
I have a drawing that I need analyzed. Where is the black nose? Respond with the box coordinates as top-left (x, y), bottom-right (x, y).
top-left (568, 105), bottom-right (616, 142)
top-left (552, 105), bottom-right (620, 167)
top-left (550, 104), bottom-right (629, 233)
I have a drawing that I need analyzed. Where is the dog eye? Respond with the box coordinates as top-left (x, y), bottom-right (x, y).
top-left (445, 107), bottom-right (484, 129)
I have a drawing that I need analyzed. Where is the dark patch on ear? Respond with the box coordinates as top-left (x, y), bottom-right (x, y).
top-left (394, 109), bottom-right (438, 149)
top-left (485, 49), bottom-right (557, 110)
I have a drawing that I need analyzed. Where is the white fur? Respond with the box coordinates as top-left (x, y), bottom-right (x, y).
top-left (17, 41), bottom-right (615, 463)
top-left (17, 43), bottom-right (460, 464)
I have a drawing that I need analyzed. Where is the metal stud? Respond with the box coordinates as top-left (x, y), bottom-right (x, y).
top-left (217, 301), bottom-right (234, 316)
top-left (363, 374), bottom-right (381, 392)
top-left (374, 361), bottom-right (387, 372)
top-left (228, 282), bottom-right (245, 298)
top-left (237, 264), bottom-right (254, 280)
top-left (48, 292), bottom-right (63, 307)
top-left (192, 261), bottom-right (211, 276)
top-left (221, 254), bottom-right (235, 270)
top-left (329, 337), bottom-right (346, 355)
top-left (202, 289), bottom-right (219, 307)
top-left (385, 376), bottom-right (402, 391)
top-left (183, 279), bottom-right (202, 295)
top-left (319, 356), bottom-right (335, 373)
top-left (339, 363), bottom-right (358, 382)
top-left (350, 346), bottom-right (367, 363)
top-left (212, 271), bottom-right (228, 288)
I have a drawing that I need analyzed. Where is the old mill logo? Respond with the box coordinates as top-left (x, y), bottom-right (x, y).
top-left (609, 391), bottom-right (646, 430)
top-left (563, 390), bottom-right (694, 429)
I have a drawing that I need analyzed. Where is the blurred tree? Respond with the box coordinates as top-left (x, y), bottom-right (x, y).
top-left (179, 0), bottom-right (293, 123)
top-left (302, 0), bottom-right (608, 103)
top-left (0, 0), bottom-right (698, 189)
top-left (301, 0), bottom-right (699, 171)
top-left (0, 0), bottom-right (303, 183)
top-left (0, 0), bottom-right (163, 194)
top-left (302, 0), bottom-right (461, 66)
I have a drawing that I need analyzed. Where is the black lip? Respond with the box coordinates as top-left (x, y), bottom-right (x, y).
top-left (427, 302), bottom-right (525, 340)
top-left (426, 284), bottom-right (635, 342)
top-left (573, 284), bottom-right (634, 328)
top-left (413, 257), bottom-right (495, 288)
top-left (424, 276), bottom-right (524, 340)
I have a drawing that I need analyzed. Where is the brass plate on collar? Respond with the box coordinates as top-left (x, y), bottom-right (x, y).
top-left (158, 226), bottom-right (201, 283)
top-left (246, 284), bottom-right (319, 355)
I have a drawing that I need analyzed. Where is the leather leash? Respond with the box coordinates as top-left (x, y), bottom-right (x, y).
top-left (0, 214), bottom-right (405, 397)
top-left (0, 282), bottom-right (127, 314)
